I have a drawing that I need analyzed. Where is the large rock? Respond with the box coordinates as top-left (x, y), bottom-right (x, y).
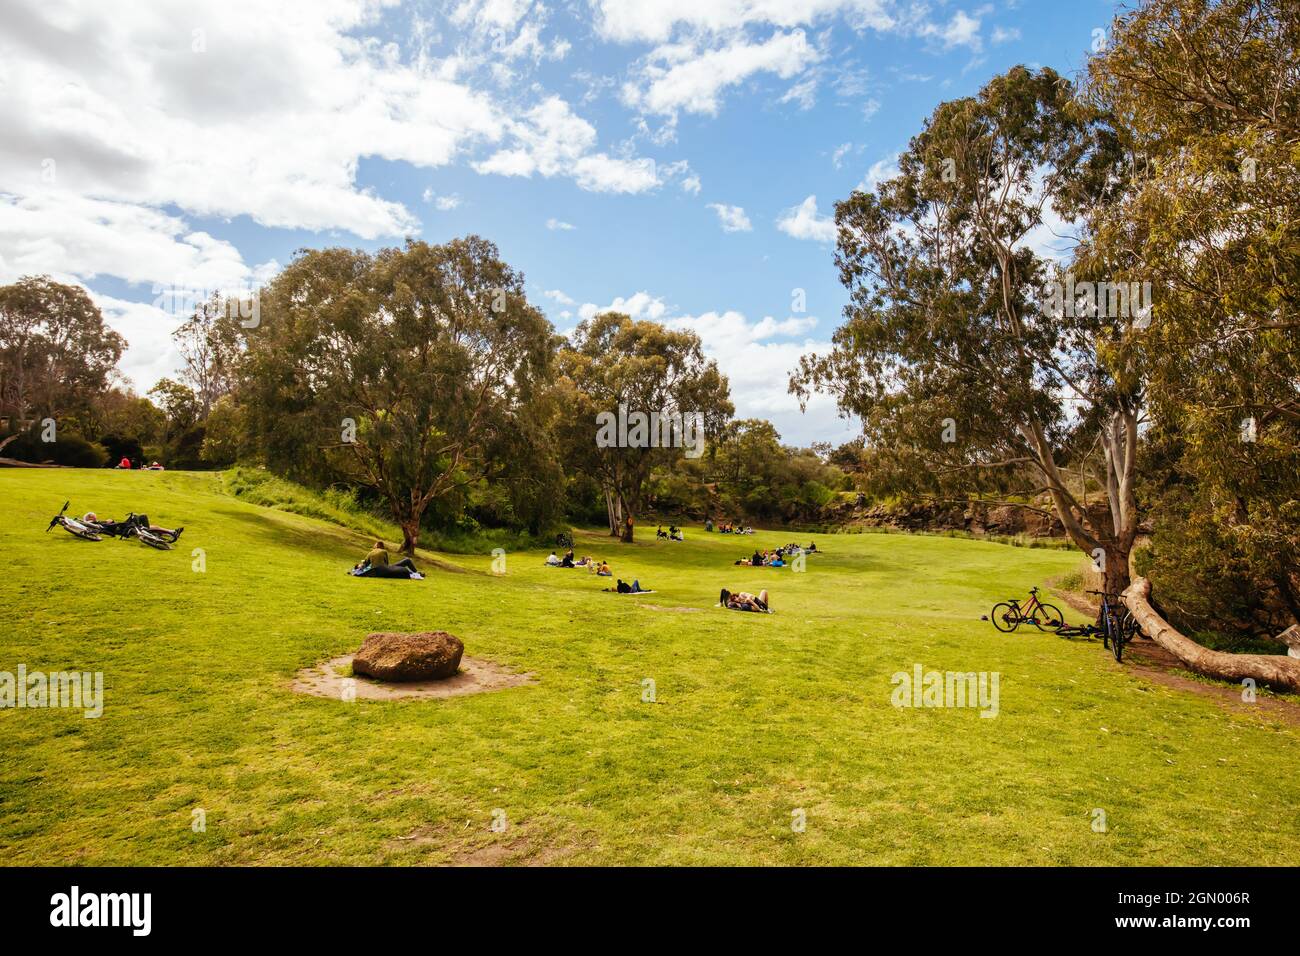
top-left (352, 631), bottom-right (464, 682)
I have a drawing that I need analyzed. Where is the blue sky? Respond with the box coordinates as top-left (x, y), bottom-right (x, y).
top-left (0, 0), bottom-right (1119, 444)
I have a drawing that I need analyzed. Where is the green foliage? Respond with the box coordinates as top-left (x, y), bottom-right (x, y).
top-left (239, 236), bottom-right (557, 552)
top-left (222, 466), bottom-right (392, 540)
top-left (0, 424), bottom-right (107, 467)
top-left (1087, 0), bottom-right (1300, 634)
top-left (791, 65), bottom-right (1141, 594)
top-left (0, 275), bottom-right (124, 426)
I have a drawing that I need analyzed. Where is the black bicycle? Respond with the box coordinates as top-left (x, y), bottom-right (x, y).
top-left (555, 531), bottom-right (574, 549)
top-left (1088, 589), bottom-right (1142, 662)
top-left (102, 513), bottom-right (182, 550)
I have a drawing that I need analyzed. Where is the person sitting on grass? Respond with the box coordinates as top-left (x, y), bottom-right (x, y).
top-left (545, 551), bottom-right (561, 566)
top-left (719, 588), bottom-right (770, 612)
top-left (595, 560), bottom-right (612, 577)
top-left (561, 548), bottom-right (575, 568)
top-left (656, 525), bottom-right (668, 539)
top-left (351, 541), bottom-right (423, 579)
top-left (752, 549), bottom-right (764, 567)
top-left (770, 553), bottom-right (785, 568)
top-left (575, 555), bottom-right (592, 567)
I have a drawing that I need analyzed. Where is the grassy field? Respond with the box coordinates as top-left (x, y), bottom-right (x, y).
top-left (2, 468), bottom-right (1298, 866)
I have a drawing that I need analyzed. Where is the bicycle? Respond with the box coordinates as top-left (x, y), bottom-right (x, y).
top-left (1086, 589), bottom-right (1143, 662)
top-left (88, 512), bottom-right (183, 550)
top-left (45, 501), bottom-right (103, 542)
top-left (988, 587), bottom-right (1064, 632)
top-left (555, 531), bottom-right (574, 549)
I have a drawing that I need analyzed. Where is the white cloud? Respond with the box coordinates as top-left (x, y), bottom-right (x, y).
top-left (474, 95), bottom-right (660, 193)
top-left (706, 203), bottom-right (753, 233)
top-left (591, 0), bottom-right (896, 44)
top-left (623, 30), bottom-right (822, 116)
top-left (991, 26), bottom-right (1020, 45)
top-left (0, 191), bottom-right (263, 291)
top-left (861, 96), bottom-right (881, 120)
top-left (559, 285), bottom-right (854, 442)
top-left (922, 9), bottom-right (984, 51)
top-left (664, 309), bottom-right (848, 442)
top-left (578, 291), bottom-right (669, 322)
top-left (423, 189), bottom-right (462, 210)
top-left (780, 76), bottom-right (819, 110)
top-left (681, 174), bottom-right (702, 195)
top-left (546, 218), bottom-right (576, 231)
top-left (776, 195), bottom-right (837, 242)
top-left (0, 0), bottom-right (510, 241)
top-left (858, 153), bottom-right (900, 192)
top-left (92, 293), bottom-right (186, 393)
top-left (831, 142), bottom-right (853, 169)
top-left (544, 288), bottom-right (576, 305)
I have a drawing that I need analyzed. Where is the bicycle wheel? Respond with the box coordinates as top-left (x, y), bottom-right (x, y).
top-left (63, 524), bottom-right (102, 542)
top-left (136, 529), bottom-right (171, 550)
top-left (1033, 603), bottom-right (1064, 630)
top-left (990, 602), bottom-right (1019, 632)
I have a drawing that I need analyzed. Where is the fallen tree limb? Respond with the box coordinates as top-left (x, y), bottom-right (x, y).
top-left (1122, 577), bottom-right (1300, 693)
top-left (0, 457), bottom-right (62, 468)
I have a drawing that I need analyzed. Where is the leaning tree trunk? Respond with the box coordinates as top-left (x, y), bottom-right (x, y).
top-left (1123, 577), bottom-right (1300, 693)
top-left (605, 488), bottom-right (621, 537)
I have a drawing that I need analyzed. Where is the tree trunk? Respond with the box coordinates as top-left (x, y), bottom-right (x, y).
top-left (399, 518), bottom-right (420, 556)
top-left (605, 488), bottom-right (621, 537)
top-left (1102, 545), bottom-right (1131, 605)
top-left (1123, 577), bottom-right (1300, 692)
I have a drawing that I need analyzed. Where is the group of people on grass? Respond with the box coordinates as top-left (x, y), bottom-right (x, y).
top-left (655, 525), bottom-right (684, 541)
top-left (736, 548), bottom-right (786, 567)
top-left (734, 542), bottom-right (816, 567)
top-left (709, 520), bottom-right (753, 534)
top-left (547, 549), bottom-right (609, 574)
top-left (349, 525), bottom-right (787, 613)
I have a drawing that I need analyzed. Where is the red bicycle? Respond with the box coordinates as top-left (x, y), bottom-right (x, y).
top-left (988, 587), bottom-right (1064, 632)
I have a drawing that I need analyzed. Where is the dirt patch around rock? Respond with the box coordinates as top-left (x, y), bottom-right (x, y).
top-left (293, 654), bottom-right (535, 701)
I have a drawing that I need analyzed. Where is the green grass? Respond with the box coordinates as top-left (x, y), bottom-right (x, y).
top-left (1, 468), bottom-right (1297, 865)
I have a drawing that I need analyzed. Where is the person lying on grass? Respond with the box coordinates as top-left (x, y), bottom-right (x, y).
top-left (350, 541), bottom-right (423, 579)
top-left (604, 578), bottom-right (649, 593)
top-left (83, 511), bottom-right (184, 541)
top-left (719, 588), bottom-right (770, 612)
